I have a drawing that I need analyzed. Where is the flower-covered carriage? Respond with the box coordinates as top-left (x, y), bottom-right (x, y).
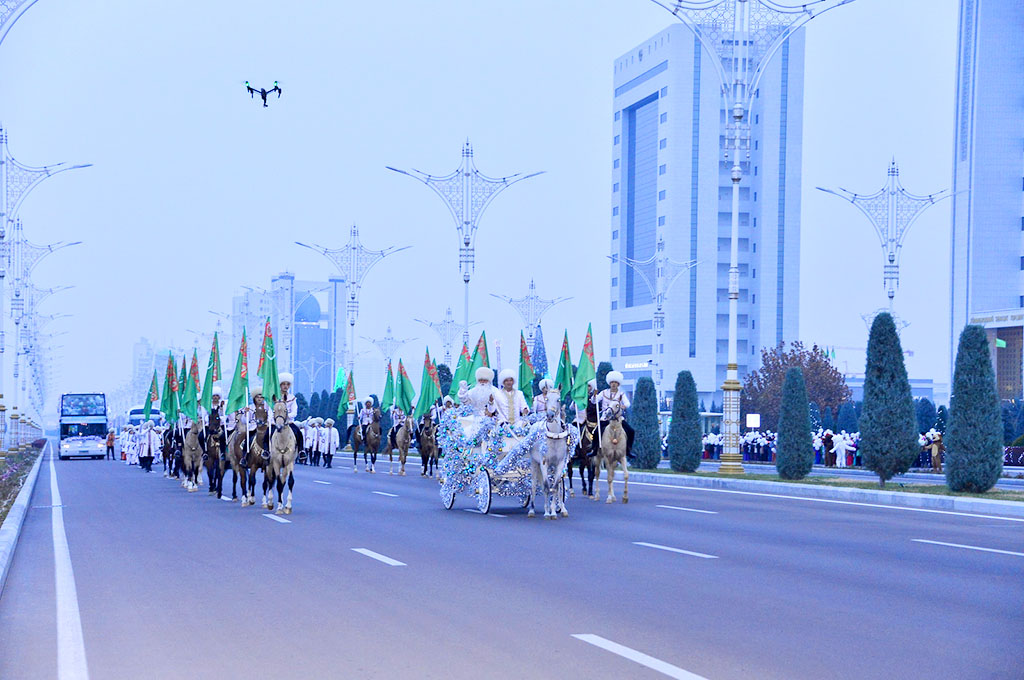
top-left (436, 405), bottom-right (577, 515)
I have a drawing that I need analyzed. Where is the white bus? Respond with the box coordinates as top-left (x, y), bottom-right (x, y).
top-left (59, 393), bottom-right (108, 460)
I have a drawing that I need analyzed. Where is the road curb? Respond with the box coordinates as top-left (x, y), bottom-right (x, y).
top-left (0, 448), bottom-right (44, 600)
top-left (622, 470), bottom-right (1024, 519)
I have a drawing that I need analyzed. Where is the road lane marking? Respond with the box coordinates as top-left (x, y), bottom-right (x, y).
top-left (262, 513), bottom-right (291, 524)
top-left (912, 539), bottom-right (1024, 558)
top-left (372, 491), bottom-right (399, 497)
top-left (657, 505), bottom-right (717, 514)
top-left (314, 480), bottom-right (332, 485)
top-left (626, 480), bottom-right (1024, 523)
top-left (351, 548), bottom-right (406, 566)
top-left (462, 509), bottom-right (507, 518)
top-left (572, 634), bottom-right (707, 679)
top-left (633, 542), bottom-right (717, 559)
top-left (48, 448), bottom-right (90, 680)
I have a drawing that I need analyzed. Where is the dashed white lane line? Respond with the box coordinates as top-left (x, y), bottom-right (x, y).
top-left (572, 634), bottom-right (707, 679)
top-left (49, 449), bottom-right (90, 680)
top-left (657, 504), bottom-right (717, 515)
top-left (627, 479), bottom-right (1024, 523)
top-left (313, 480), bottom-right (332, 485)
top-left (633, 542), bottom-right (717, 560)
top-left (351, 548), bottom-right (406, 566)
top-left (262, 513), bottom-right (291, 524)
top-left (462, 509), bottom-right (507, 518)
top-left (372, 491), bottom-right (399, 497)
top-left (912, 539), bottom-right (1024, 558)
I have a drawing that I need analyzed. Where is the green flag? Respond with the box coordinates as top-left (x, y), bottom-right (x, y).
top-left (395, 360), bottom-right (416, 413)
top-left (143, 369), bottom-right (159, 422)
top-left (334, 366), bottom-right (346, 391)
top-left (160, 353), bottom-right (178, 423)
top-left (257, 317), bottom-right (281, 403)
top-left (181, 350), bottom-right (200, 420)
top-left (553, 331), bottom-right (573, 395)
top-left (344, 372), bottom-right (357, 410)
top-left (200, 333), bottom-right (220, 412)
top-left (414, 349), bottom-right (442, 419)
top-left (570, 323), bottom-right (596, 411)
top-left (449, 343), bottom-right (472, 401)
top-left (381, 362), bottom-right (395, 411)
top-left (519, 332), bottom-right (536, 408)
top-left (227, 329), bottom-right (249, 413)
top-left (996, 338), bottom-right (1007, 349)
top-left (468, 331), bottom-right (490, 378)
top-left (178, 355), bottom-right (188, 415)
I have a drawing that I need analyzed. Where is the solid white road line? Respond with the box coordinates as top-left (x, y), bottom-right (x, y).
top-left (912, 539), bottom-right (1024, 558)
top-left (627, 479), bottom-right (1024, 523)
top-left (372, 491), bottom-right (399, 497)
top-left (48, 449), bottom-right (90, 680)
top-left (657, 504), bottom-right (717, 515)
top-left (313, 480), bottom-right (332, 485)
top-left (633, 542), bottom-right (718, 559)
top-left (262, 513), bottom-right (291, 524)
top-left (351, 548), bottom-right (406, 566)
top-left (572, 634), bottom-right (707, 680)
top-left (462, 509), bottom-right (507, 518)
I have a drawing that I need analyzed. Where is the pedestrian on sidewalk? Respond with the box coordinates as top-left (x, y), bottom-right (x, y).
top-left (105, 429), bottom-right (116, 460)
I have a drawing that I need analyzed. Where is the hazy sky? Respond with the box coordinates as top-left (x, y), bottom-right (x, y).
top-left (0, 0), bottom-right (959, 413)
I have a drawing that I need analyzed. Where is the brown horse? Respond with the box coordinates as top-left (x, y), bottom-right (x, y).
top-left (597, 403), bottom-right (629, 504)
top-left (161, 427), bottom-right (178, 479)
top-left (349, 421), bottom-right (363, 472)
top-left (364, 409), bottom-right (381, 473)
top-left (204, 411), bottom-right (224, 496)
top-left (221, 427), bottom-right (249, 504)
top-left (182, 420), bottom-right (204, 493)
top-left (393, 414), bottom-right (415, 476)
top-left (418, 413), bottom-right (438, 477)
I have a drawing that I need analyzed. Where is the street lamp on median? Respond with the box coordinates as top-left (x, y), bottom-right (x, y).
top-left (490, 280), bottom-right (570, 350)
top-left (648, 0), bottom-right (857, 474)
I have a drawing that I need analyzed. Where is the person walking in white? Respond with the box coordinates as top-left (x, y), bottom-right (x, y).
top-left (322, 418), bottom-right (339, 468)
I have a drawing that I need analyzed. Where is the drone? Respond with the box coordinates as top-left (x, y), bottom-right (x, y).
top-left (245, 81), bottom-right (282, 107)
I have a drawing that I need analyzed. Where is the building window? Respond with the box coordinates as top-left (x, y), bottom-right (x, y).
top-left (659, 164), bottom-right (667, 175)
top-left (755, 114), bottom-right (759, 124)
top-left (611, 277), bottom-right (618, 286)
top-left (1020, 256), bottom-right (1024, 270)
top-left (658, 216), bottom-right (666, 226)
top-left (611, 348), bottom-right (618, 357)
top-left (754, 140), bottom-right (759, 150)
top-left (614, 135), bottom-right (620, 145)
top-left (659, 190), bottom-right (666, 200)
top-left (621, 320), bottom-right (653, 332)
top-left (752, 293), bottom-right (756, 304)
top-left (754, 166), bottom-right (758, 176)
top-left (1020, 296), bottom-right (1023, 308)
top-left (611, 325), bottom-right (618, 333)
top-left (752, 243), bottom-right (756, 253)
top-left (753, 217), bottom-right (757, 228)
top-left (614, 159), bottom-right (620, 169)
top-left (615, 111), bottom-right (621, 121)
top-left (612, 230), bottom-right (618, 239)
top-left (752, 268), bottom-right (756, 279)
top-left (660, 86), bottom-right (668, 96)
top-left (611, 301), bottom-right (617, 310)
top-left (660, 112), bottom-right (668, 123)
top-left (659, 138), bottom-right (667, 149)
top-left (612, 206), bottom-right (619, 216)
top-left (613, 182), bottom-right (620, 192)
top-left (751, 319), bottom-right (755, 329)
top-left (753, 192), bottom-right (757, 202)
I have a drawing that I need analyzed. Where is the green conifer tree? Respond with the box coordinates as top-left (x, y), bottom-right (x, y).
top-left (667, 371), bottom-right (701, 472)
top-left (860, 313), bottom-right (918, 487)
top-left (935, 404), bottom-right (948, 433)
top-left (946, 325), bottom-right (1004, 492)
top-left (837, 402), bottom-right (859, 433)
top-left (629, 377), bottom-right (661, 469)
top-left (776, 367), bottom-right (814, 480)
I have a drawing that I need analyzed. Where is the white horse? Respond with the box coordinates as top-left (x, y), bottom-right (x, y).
top-left (528, 389), bottom-right (571, 520)
top-left (267, 401), bottom-right (297, 515)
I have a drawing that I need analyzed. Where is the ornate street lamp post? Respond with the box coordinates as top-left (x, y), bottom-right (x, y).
top-left (415, 307), bottom-right (481, 367)
top-left (388, 141), bottom-right (543, 346)
top-left (649, 0), bottom-right (855, 473)
top-left (364, 326), bottom-right (415, 381)
top-left (490, 279), bottom-right (569, 349)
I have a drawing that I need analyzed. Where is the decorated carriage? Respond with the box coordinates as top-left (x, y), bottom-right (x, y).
top-left (436, 404), bottom-right (577, 515)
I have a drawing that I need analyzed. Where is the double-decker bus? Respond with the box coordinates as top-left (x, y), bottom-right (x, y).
top-left (59, 393), bottom-right (108, 460)
top-left (127, 407), bottom-right (163, 428)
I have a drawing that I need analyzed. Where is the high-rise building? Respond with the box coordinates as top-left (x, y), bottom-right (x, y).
top-left (609, 24), bottom-right (804, 404)
top-left (950, 0), bottom-right (1024, 400)
top-left (131, 337), bottom-right (155, 399)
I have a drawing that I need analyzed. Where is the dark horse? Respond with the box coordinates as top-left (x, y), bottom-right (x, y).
top-left (162, 426), bottom-right (180, 479)
top-left (418, 412), bottom-right (439, 477)
top-left (204, 410), bottom-right (226, 496)
top-left (567, 420), bottom-right (598, 499)
top-left (348, 409), bottom-right (381, 472)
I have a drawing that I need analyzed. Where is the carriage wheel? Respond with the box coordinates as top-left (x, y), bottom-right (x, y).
top-left (521, 495), bottom-right (531, 509)
top-left (475, 470), bottom-right (492, 515)
top-left (440, 483), bottom-right (456, 510)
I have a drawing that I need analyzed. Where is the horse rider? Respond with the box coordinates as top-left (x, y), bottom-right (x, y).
top-left (495, 368), bottom-right (530, 425)
top-left (277, 372), bottom-right (305, 452)
top-left (574, 379), bottom-right (599, 451)
top-left (532, 378), bottom-right (556, 415)
top-left (388, 404), bottom-right (405, 452)
top-left (202, 386), bottom-right (228, 461)
top-left (355, 398), bottom-right (375, 443)
top-left (322, 418), bottom-right (339, 468)
top-left (237, 385), bottom-right (268, 466)
top-left (457, 366), bottom-right (501, 419)
top-left (591, 371), bottom-right (635, 457)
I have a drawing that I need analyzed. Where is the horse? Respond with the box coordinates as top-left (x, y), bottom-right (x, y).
top-left (393, 414), bottom-right (415, 476)
top-left (349, 421), bottom-right (363, 472)
top-left (267, 401), bottom-right (297, 515)
top-left (528, 389), bottom-right (571, 520)
top-left (161, 427), bottom-right (178, 478)
top-left (363, 409), bottom-right (382, 473)
top-left (181, 420), bottom-right (205, 493)
top-left (418, 413), bottom-right (439, 477)
top-left (204, 412), bottom-right (224, 496)
top-left (596, 402), bottom-right (629, 504)
top-left (567, 420), bottom-right (598, 499)
top-left (220, 427), bottom-right (249, 504)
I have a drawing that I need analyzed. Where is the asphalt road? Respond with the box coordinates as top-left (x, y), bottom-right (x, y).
top-left (1, 443), bottom-right (1021, 680)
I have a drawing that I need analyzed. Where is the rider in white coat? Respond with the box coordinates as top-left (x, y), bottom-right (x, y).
top-left (495, 369), bottom-right (529, 426)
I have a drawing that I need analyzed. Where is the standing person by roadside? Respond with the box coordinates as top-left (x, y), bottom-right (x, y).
top-left (105, 429), bottom-right (116, 460)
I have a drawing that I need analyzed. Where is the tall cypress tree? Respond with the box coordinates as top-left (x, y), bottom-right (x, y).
top-left (860, 312), bottom-right (918, 487)
top-left (946, 325), bottom-right (1003, 492)
top-left (597, 361), bottom-right (613, 392)
top-left (776, 367), bottom-right (813, 480)
top-left (318, 389), bottom-right (331, 418)
top-left (808, 402), bottom-right (822, 431)
top-left (915, 397), bottom-right (937, 434)
top-left (295, 392), bottom-right (309, 421)
top-left (667, 371), bottom-right (702, 472)
top-left (308, 392), bottom-right (321, 419)
top-left (630, 377), bottom-right (661, 469)
top-left (532, 325), bottom-right (549, 378)
top-left (935, 405), bottom-right (948, 433)
top-left (822, 406), bottom-right (834, 432)
top-left (837, 402), bottom-right (858, 433)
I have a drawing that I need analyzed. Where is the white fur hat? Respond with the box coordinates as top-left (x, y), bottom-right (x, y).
top-left (606, 370), bottom-right (624, 385)
top-left (539, 378), bottom-right (554, 390)
top-left (588, 379), bottom-right (597, 390)
top-left (325, 418), bottom-right (334, 426)
top-left (475, 366), bottom-right (494, 382)
top-left (279, 372), bottom-right (294, 385)
top-left (443, 395), bottom-right (454, 405)
top-left (212, 385), bottom-right (223, 397)
top-left (251, 385), bottom-right (263, 397)
top-left (315, 417), bottom-right (324, 425)
top-left (498, 368), bottom-right (516, 385)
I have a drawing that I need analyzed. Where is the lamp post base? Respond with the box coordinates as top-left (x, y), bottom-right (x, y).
top-left (719, 375), bottom-right (745, 475)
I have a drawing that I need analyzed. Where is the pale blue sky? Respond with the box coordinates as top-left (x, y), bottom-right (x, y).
top-left (0, 0), bottom-right (958, 412)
